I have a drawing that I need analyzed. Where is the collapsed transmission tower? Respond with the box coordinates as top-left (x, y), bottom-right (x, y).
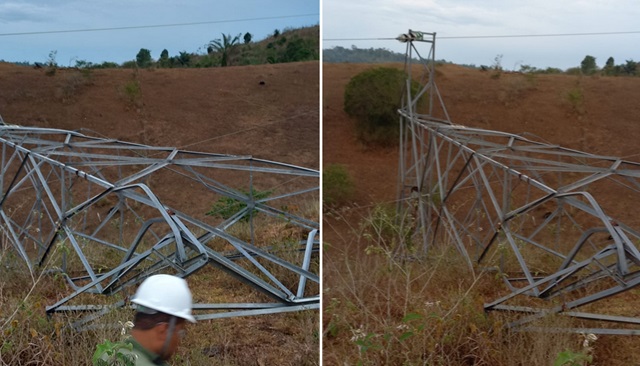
top-left (0, 125), bottom-right (319, 328)
top-left (397, 30), bottom-right (640, 334)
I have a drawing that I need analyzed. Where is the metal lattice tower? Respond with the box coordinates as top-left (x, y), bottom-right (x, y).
top-left (0, 125), bottom-right (319, 328)
top-left (397, 30), bottom-right (640, 334)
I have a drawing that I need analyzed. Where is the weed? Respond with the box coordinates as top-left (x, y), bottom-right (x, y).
top-left (92, 338), bottom-right (135, 366)
top-left (205, 188), bottom-right (271, 222)
top-left (322, 164), bottom-right (355, 206)
top-left (497, 75), bottom-right (536, 107)
top-left (122, 80), bottom-right (141, 106)
top-left (565, 83), bottom-right (586, 116)
top-left (490, 54), bottom-right (504, 79)
top-left (57, 71), bottom-right (93, 103)
top-left (554, 333), bottom-right (597, 366)
top-left (361, 203), bottom-right (413, 256)
top-left (45, 50), bottom-right (58, 77)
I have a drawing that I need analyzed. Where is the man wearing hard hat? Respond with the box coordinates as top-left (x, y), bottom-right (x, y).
top-left (114, 274), bottom-right (196, 365)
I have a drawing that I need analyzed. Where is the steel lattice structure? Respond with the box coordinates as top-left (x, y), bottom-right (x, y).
top-left (0, 124), bottom-right (319, 328)
top-left (396, 30), bottom-right (640, 334)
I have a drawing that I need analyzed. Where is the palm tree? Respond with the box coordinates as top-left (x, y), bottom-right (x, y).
top-left (208, 33), bottom-right (241, 67)
top-left (243, 32), bottom-right (252, 44)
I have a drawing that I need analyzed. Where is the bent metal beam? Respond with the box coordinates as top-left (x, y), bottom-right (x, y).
top-left (397, 30), bottom-right (640, 334)
top-left (0, 125), bottom-right (319, 328)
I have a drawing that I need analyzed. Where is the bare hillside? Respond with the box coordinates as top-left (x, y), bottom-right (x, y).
top-left (323, 62), bottom-right (640, 205)
top-left (0, 62), bottom-right (319, 168)
top-left (0, 61), bottom-right (319, 365)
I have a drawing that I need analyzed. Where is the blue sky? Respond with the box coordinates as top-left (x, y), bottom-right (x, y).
top-left (322, 0), bottom-right (640, 70)
top-left (0, 0), bottom-right (318, 65)
top-left (2, 1), bottom-right (638, 70)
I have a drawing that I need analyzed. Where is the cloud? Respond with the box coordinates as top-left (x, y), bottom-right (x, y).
top-left (0, 2), bottom-right (51, 23)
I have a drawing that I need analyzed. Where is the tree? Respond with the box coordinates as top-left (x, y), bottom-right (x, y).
top-left (136, 48), bottom-right (152, 68)
top-left (283, 38), bottom-right (315, 62)
top-left (603, 57), bottom-right (615, 76)
top-left (273, 29), bottom-right (280, 38)
top-left (158, 49), bottom-right (170, 68)
top-left (580, 55), bottom-right (597, 75)
top-left (622, 59), bottom-right (637, 76)
top-left (208, 33), bottom-right (241, 67)
top-left (75, 59), bottom-right (94, 68)
top-left (344, 67), bottom-right (421, 146)
top-left (177, 51), bottom-right (191, 67)
top-left (243, 32), bottom-right (252, 44)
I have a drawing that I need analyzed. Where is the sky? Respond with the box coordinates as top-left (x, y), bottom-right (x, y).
top-left (322, 0), bottom-right (640, 70)
top-left (1, 1), bottom-right (638, 70)
top-left (0, 0), bottom-right (318, 65)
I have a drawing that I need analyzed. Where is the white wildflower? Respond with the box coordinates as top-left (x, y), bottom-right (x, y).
top-left (350, 325), bottom-right (366, 342)
top-left (581, 332), bottom-right (598, 348)
top-left (424, 300), bottom-right (441, 308)
top-left (119, 320), bottom-right (134, 336)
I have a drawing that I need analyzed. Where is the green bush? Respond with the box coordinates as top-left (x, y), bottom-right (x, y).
top-left (122, 80), bottom-right (141, 106)
top-left (206, 188), bottom-right (271, 221)
top-left (565, 83), bottom-right (585, 116)
top-left (344, 67), bottom-right (420, 147)
top-left (323, 164), bottom-right (355, 206)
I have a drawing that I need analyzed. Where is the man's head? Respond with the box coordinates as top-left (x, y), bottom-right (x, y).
top-left (130, 274), bottom-right (196, 360)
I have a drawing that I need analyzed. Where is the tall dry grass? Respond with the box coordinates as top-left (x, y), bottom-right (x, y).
top-left (0, 238), bottom-right (124, 365)
top-left (0, 222), bottom-right (319, 365)
top-left (322, 204), bottom-right (640, 365)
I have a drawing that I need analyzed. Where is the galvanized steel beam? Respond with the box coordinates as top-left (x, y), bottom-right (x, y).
top-left (397, 30), bottom-right (640, 333)
top-left (0, 125), bottom-right (319, 327)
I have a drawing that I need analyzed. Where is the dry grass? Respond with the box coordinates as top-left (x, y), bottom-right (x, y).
top-left (0, 241), bottom-right (122, 365)
top-left (322, 204), bottom-right (640, 365)
top-left (0, 222), bottom-right (319, 365)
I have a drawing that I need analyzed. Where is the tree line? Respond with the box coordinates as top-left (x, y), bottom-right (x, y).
top-left (9, 25), bottom-right (318, 70)
top-left (323, 46), bottom-right (411, 63)
top-left (128, 26), bottom-right (318, 69)
top-left (578, 55), bottom-right (638, 76)
top-left (324, 46), bottom-right (639, 76)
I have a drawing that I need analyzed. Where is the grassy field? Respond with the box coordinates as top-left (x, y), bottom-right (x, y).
top-left (322, 204), bottom-right (640, 366)
top-left (0, 227), bottom-right (319, 365)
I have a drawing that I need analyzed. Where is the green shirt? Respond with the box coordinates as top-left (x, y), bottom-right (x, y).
top-left (101, 337), bottom-right (169, 366)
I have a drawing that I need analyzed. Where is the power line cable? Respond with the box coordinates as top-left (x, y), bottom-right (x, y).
top-left (323, 30), bottom-right (640, 42)
top-left (323, 37), bottom-right (395, 41)
top-left (0, 13), bottom-right (319, 37)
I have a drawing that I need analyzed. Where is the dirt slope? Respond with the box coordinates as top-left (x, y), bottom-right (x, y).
top-left (322, 62), bottom-right (640, 366)
top-left (0, 62), bottom-right (319, 168)
top-left (0, 61), bottom-right (319, 364)
top-left (323, 62), bottom-right (640, 206)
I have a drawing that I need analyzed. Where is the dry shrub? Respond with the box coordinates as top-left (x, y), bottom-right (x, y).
top-left (497, 73), bottom-right (537, 107)
top-left (322, 204), bottom-right (631, 365)
top-left (0, 243), bottom-right (125, 365)
top-left (56, 70), bottom-right (93, 103)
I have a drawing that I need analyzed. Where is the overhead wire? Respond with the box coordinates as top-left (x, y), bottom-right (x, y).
top-left (0, 13), bottom-right (319, 37)
top-left (323, 30), bottom-right (640, 42)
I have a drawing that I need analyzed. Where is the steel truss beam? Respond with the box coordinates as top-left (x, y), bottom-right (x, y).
top-left (0, 125), bottom-right (319, 327)
top-left (396, 30), bottom-right (640, 334)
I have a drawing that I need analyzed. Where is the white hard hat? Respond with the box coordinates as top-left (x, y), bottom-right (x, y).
top-left (131, 274), bottom-right (196, 323)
